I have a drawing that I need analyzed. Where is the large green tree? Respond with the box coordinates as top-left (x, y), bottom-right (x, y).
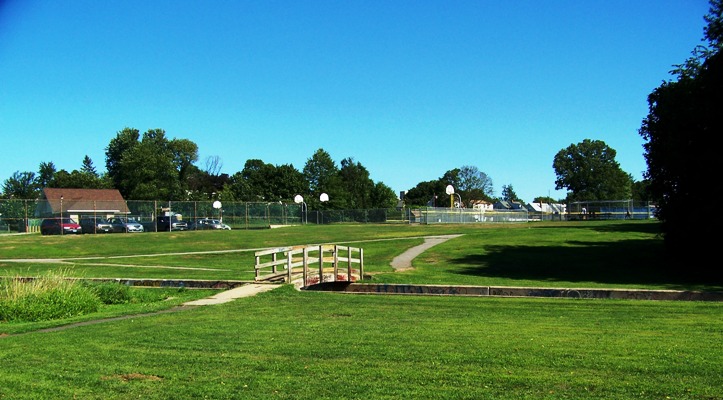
top-left (106, 128), bottom-right (198, 200)
top-left (239, 159), bottom-right (271, 201)
top-left (302, 149), bottom-right (343, 209)
top-left (553, 139), bottom-right (633, 202)
top-left (1, 171), bottom-right (38, 199)
top-left (403, 166), bottom-right (494, 207)
top-left (338, 157), bottom-right (374, 209)
top-left (49, 156), bottom-right (108, 189)
top-left (638, 0), bottom-right (721, 280)
top-left (105, 127), bottom-right (140, 196)
top-left (36, 162), bottom-right (57, 189)
top-left (402, 179), bottom-right (447, 207)
top-left (337, 157), bottom-right (398, 210)
top-left (235, 159), bottom-right (306, 202)
top-left (370, 182), bottom-right (399, 209)
top-left (226, 172), bottom-right (252, 202)
top-left (458, 165), bottom-right (494, 198)
top-left (272, 164), bottom-right (307, 203)
top-left (169, 138), bottom-right (199, 189)
top-left (51, 169), bottom-right (106, 189)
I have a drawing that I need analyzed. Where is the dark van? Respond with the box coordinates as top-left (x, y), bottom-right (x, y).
top-left (156, 215), bottom-right (188, 231)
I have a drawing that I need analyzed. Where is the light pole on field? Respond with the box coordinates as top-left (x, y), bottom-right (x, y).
top-left (319, 193), bottom-right (329, 224)
top-left (294, 195), bottom-right (306, 224)
top-left (60, 196), bottom-right (64, 235)
top-left (213, 200), bottom-right (222, 222)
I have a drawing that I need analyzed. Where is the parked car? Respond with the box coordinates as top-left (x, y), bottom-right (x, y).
top-left (156, 215), bottom-right (188, 231)
top-left (107, 217), bottom-right (129, 232)
top-left (80, 217), bottom-right (114, 234)
top-left (189, 218), bottom-right (231, 230)
top-left (109, 217), bottom-right (144, 233)
top-left (40, 217), bottom-right (82, 235)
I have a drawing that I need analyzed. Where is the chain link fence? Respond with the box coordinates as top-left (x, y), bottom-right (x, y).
top-left (412, 207), bottom-right (529, 224)
top-left (0, 199), bottom-right (413, 232)
top-left (0, 199), bottom-right (309, 232)
top-left (0, 198), bottom-right (657, 233)
top-left (566, 200), bottom-right (656, 220)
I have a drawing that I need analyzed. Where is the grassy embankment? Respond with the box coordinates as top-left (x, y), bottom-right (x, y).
top-left (1, 220), bottom-right (721, 399)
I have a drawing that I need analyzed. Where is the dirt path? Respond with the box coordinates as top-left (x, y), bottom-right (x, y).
top-left (390, 234), bottom-right (463, 271)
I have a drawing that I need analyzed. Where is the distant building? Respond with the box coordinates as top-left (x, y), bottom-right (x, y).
top-left (470, 199), bottom-right (493, 211)
top-left (493, 200), bottom-right (526, 210)
top-left (36, 188), bottom-right (131, 220)
top-left (525, 202), bottom-right (566, 214)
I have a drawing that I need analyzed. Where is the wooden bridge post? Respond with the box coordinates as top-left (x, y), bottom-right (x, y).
top-left (333, 244), bottom-right (339, 280)
top-left (347, 246), bottom-right (352, 279)
top-left (303, 246), bottom-right (309, 287)
top-left (318, 245), bottom-right (324, 283)
top-left (286, 250), bottom-right (293, 282)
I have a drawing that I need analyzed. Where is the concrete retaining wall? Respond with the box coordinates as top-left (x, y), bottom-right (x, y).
top-left (304, 282), bottom-right (723, 302)
top-left (47, 278), bottom-right (722, 302)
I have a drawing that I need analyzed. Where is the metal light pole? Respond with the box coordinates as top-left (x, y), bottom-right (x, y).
top-left (60, 196), bottom-right (64, 235)
top-left (213, 200), bottom-right (222, 222)
top-left (319, 193), bottom-right (329, 224)
top-left (294, 195), bottom-right (306, 224)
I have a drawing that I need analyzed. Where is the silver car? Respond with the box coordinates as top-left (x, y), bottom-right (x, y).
top-left (107, 217), bottom-right (144, 233)
top-left (122, 217), bottom-right (145, 233)
top-left (190, 218), bottom-right (231, 230)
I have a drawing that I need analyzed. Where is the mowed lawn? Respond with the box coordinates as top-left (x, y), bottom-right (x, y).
top-left (1, 220), bottom-right (722, 399)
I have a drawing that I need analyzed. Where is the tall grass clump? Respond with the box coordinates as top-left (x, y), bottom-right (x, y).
top-left (81, 281), bottom-right (188, 305)
top-left (84, 281), bottom-right (132, 304)
top-left (0, 270), bottom-right (101, 322)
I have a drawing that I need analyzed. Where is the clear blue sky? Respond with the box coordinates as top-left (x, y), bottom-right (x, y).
top-left (0, 0), bottom-right (711, 202)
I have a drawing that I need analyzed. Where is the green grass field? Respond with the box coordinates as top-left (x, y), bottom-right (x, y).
top-left (1, 220), bottom-right (722, 399)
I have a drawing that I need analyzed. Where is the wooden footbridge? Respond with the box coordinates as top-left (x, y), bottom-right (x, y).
top-left (254, 244), bottom-right (363, 287)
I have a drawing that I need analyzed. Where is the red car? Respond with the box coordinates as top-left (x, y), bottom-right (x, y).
top-left (40, 217), bottom-right (82, 235)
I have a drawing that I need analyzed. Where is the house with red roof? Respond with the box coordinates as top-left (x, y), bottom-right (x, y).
top-left (36, 188), bottom-right (131, 221)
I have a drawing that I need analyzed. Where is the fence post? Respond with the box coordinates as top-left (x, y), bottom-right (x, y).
top-left (24, 199), bottom-right (28, 232)
top-left (318, 245), bottom-right (324, 283)
top-left (303, 247), bottom-right (309, 287)
top-left (286, 250), bottom-right (293, 283)
top-left (333, 245), bottom-right (339, 280)
top-left (347, 246), bottom-right (352, 281)
top-left (254, 253), bottom-right (260, 280)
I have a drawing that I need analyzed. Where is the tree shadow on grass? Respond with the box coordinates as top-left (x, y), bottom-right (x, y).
top-left (451, 238), bottom-right (721, 291)
top-left (534, 221), bottom-right (664, 235)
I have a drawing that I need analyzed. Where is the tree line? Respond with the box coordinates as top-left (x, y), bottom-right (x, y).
top-left (2, 121), bottom-right (650, 209)
top-left (1, 128), bottom-right (397, 211)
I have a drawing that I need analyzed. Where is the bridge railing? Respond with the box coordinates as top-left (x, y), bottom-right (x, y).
top-left (254, 244), bottom-right (364, 287)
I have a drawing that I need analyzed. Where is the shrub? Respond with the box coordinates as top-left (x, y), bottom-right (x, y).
top-left (130, 286), bottom-right (187, 303)
top-left (86, 281), bottom-right (132, 305)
